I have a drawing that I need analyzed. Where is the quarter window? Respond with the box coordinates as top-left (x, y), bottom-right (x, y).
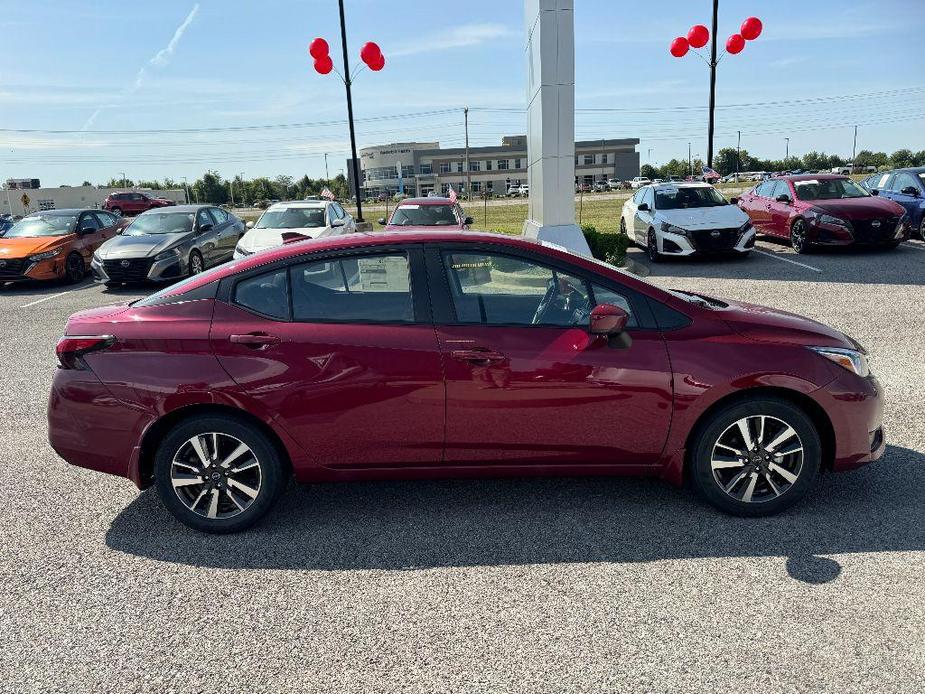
top-left (234, 269), bottom-right (289, 320)
top-left (210, 208), bottom-right (228, 224)
top-left (443, 252), bottom-right (591, 327)
top-left (291, 253), bottom-right (413, 323)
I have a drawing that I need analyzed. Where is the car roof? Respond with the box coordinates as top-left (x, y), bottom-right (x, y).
top-left (778, 174), bottom-right (847, 181)
top-left (896, 167), bottom-right (925, 174)
top-left (396, 197), bottom-right (455, 205)
top-left (22, 208), bottom-right (87, 216)
top-left (138, 204), bottom-right (208, 213)
top-left (266, 200), bottom-right (328, 210)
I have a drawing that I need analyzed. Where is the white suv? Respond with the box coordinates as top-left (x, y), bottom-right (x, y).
top-left (630, 176), bottom-right (653, 189)
top-left (234, 200), bottom-right (355, 259)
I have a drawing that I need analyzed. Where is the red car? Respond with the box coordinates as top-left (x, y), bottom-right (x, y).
top-left (736, 174), bottom-right (909, 253)
top-left (103, 191), bottom-right (176, 217)
top-left (379, 197), bottom-right (473, 230)
top-left (49, 231), bottom-right (884, 533)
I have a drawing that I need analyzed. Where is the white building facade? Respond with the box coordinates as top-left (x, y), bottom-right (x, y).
top-left (1, 186), bottom-right (186, 217)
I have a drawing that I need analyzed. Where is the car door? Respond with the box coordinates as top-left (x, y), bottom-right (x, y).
top-left (208, 207), bottom-right (236, 261)
top-left (746, 181), bottom-right (775, 233)
top-left (429, 245), bottom-right (672, 467)
top-left (209, 246), bottom-right (445, 468)
top-left (73, 212), bottom-right (103, 265)
top-left (623, 189), bottom-right (641, 241)
top-left (195, 208), bottom-right (221, 267)
top-left (767, 180), bottom-right (794, 236)
top-left (633, 187), bottom-right (655, 241)
top-left (886, 172), bottom-right (922, 220)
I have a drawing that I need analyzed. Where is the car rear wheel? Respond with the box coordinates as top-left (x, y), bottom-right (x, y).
top-left (790, 219), bottom-right (812, 254)
top-left (690, 397), bottom-right (821, 517)
top-left (154, 414), bottom-right (287, 533)
top-left (64, 252), bottom-right (85, 283)
top-left (646, 229), bottom-right (662, 262)
top-left (919, 217), bottom-right (925, 240)
top-left (189, 250), bottom-right (204, 275)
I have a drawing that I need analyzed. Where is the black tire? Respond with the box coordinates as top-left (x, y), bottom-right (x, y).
top-left (154, 414), bottom-right (287, 533)
top-left (188, 250), bottom-right (204, 276)
top-left (111, 207), bottom-right (123, 217)
top-left (918, 217), bottom-right (925, 240)
top-left (689, 397), bottom-right (821, 517)
top-left (646, 229), bottom-right (662, 263)
top-left (620, 217), bottom-right (627, 235)
top-left (64, 252), bottom-right (85, 283)
top-left (790, 218), bottom-right (812, 254)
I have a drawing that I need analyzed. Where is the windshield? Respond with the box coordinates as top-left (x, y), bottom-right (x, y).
top-left (655, 186), bottom-right (726, 210)
top-left (124, 211), bottom-right (194, 235)
top-left (389, 204), bottom-right (459, 226)
top-left (4, 214), bottom-right (77, 238)
top-left (793, 178), bottom-right (869, 201)
top-left (256, 207), bottom-right (326, 229)
top-left (918, 173), bottom-right (925, 185)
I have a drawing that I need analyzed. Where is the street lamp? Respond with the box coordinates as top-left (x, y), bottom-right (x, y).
top-left (669, 7), bottom-right (763, 169)
top-left (309, 0), bottom-right (386, 223)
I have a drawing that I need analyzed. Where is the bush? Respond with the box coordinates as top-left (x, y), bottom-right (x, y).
top-left (582, 224), bottom-right (631, 266)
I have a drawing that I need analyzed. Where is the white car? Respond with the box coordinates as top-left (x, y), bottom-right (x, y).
top-left (620, 182), bottom-right (754, 262)
top-left (630, 177), bottom-right (652, 189)
top-left (233, 200), bottom-right (355, 259)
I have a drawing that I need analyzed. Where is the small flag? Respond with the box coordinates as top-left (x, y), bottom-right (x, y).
top-left (448, 185), bottom-right (457, 204)
top-left (321, 186), bottom-right (335, 200)
top-left (701, 165), bottom-right (720, 180)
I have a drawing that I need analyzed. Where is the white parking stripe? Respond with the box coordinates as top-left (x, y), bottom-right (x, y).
top-left (753, 249), bottom-right (822, 273)
top-left (20, 290), bottom-right (72, 308)
top-left (902, 242), bottom-right (925, 250)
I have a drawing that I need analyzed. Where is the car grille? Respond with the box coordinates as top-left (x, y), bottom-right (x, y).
top-left (0, 258), bottom-right (28, 279)
top-left (103, 258), bottom-right (153, 283)
top-left (851, 217), bottom-right (899, 244)
top-left (689, 228), bottom-right (739, 252)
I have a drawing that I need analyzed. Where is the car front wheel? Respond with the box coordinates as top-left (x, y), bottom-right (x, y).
top-left (790, 219), bottom-right (812, 254)
top-left (646, 229), bottom-right (662, 262)
top-left (690, 397), bottom-right (821, 517)
top-left (154, 414), bottom-right (287, 533)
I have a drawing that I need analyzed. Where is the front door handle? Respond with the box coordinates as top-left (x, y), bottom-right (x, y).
top-left (230, 333), bottom-right (280, 349)
top-left (450, 348), bottom-right (507, 365)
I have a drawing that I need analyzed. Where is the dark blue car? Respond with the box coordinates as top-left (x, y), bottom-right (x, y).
top-left (860, 168), bottom-right (925, 237)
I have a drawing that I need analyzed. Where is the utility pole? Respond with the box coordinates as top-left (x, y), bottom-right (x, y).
top-left (338, 0), bottom-right (364, 221)
top-left (688, 142), bottom-right (692, 177)
top-left (706, 0), bottom-right (719, 168)
top-left (240, 172), bottom-right (245, 205)
top-left (120, 171), bottom-right (126, 188)
top-left (852, 124), bottom-right (858, 167)
top-left (736, 130), bottom-right (741, 182)
top-left (324, 153), bottom-right (330, 180)
top-left (464, 107), bottom-right (471, 201)
top-left (182, 176), bottom-right (189, 204)
top-left (229, 178), bottom-right (235, 207)
top-left (784, 137), bottom-right (790, 162)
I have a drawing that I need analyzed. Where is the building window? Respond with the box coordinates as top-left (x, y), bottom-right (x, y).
top-left (471, 181), bottom-right (482, 192)
top-left (420, 163), bottom-right (432, 175)
top-left (514, 159), bottom-right (522, 169)
top-left (584, 154), bottom-right (594, 166)
top-left (456, 162), bottom-right (463, 173)
top-left (469, 160), bottom-right (480, 172)
top-left (498, 159), bottom-right (509, 170)
top-left (439, 162), bottom-right (450, 174)
top-left (601, 153), bottom-right (608, 164)
top-left (485, 160), bottom-right (492, 171)
top-left (38, 199), bottom-right (56, 210)
top-left (441, 183), bottom-right (450, 195)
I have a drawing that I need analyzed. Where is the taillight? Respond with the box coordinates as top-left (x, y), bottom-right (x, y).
top-left (55, 335), bottom-right (116, 370)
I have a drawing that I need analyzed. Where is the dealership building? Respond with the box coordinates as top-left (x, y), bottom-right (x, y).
top-left (348, 135), bottom-right (640, 199)
top-left (1, 184), bottom-right (187, 217)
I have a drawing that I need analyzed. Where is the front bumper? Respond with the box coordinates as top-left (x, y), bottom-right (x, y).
top-left (0, 255), bottom-right (67, 282)
top-left (92, 254), bottom-right (188, 284)
top-left (807, 216), bottom-right (909, 246)
top-left (814, 370), bottom-right (885, 471)
top-left (657, 227), bottom-right (755, 256)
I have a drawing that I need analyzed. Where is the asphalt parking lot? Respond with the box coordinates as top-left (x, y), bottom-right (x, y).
top-left (2, 236), bottom-right (924, 693)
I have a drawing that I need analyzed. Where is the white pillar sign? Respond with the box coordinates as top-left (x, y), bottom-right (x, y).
top-left (522, 0), bottom-right (590, 255)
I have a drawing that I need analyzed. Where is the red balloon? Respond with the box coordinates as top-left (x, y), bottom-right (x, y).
top-left (309, 37), bottom-right (329, 59)
top-left (687, 24), bottom-right (709, 49)
top-left (741, 16), bottom-right (763, 41)
top-left (360, 41), bottom-right (382, 66)
top-left (313, 55), bottom-right (333, 75)
top-left (368, 54), bottom-right (385, 72)
top-left (726, 33), bottom-right (745, 54)
top-left (669, 37), bottom-right (689, 58)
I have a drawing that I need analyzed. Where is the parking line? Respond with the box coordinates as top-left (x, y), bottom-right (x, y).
top-left (753, 249), bottom-right (822, 273)
top-left (902, 242), bottom-right (925, 251)
top-left (20, 290), bottom-right (73, 308)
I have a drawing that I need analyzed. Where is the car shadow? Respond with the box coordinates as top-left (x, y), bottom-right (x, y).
top-left (106, 444), bottom-right (924, 583)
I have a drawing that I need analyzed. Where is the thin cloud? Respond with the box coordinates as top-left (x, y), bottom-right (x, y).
top-left (389, 23), bottom-right (514, 57)
top-left (81, 3), bottom-right (200, 131)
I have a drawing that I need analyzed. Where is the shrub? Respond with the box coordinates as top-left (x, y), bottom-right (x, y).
top-left (582, 224), bottom-right (631, 266)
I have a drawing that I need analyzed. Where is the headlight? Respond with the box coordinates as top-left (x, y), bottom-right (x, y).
top-left (153, 247), bottom-right (181, 262)
top-left (660, 222), bottom-right (690, 236)
top-left (92, 252), bottom-right (102, 263)
top-left (897, 214), bottom-right (910, 237)
top-left (29, 248), bottom-right (63, 262)
top-left (816, 213), bottom-right (850, 228)
top-left (738, 220), bottom-right (753, 234)
top-left (809, 346), bottom-right (870, 378)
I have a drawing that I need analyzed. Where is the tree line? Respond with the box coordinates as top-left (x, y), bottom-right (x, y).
top-left (97, 170), bottom-right (350, 204)
top-left (640, 148), bottom-right (925, 180)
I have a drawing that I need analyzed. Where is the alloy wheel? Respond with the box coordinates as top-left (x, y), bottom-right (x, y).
top-left (790, 220), bottom-right (807, 253)
top-left (190, 253), bottom-right (204, 275)
top-left (66, 254), bottom-right (84, 282)
top-left (170, 432), bottom-right (262, 519)
top-left (647, 231), bottom-right (661, 262)
top-left (710, 415), bottom-right (804, 503)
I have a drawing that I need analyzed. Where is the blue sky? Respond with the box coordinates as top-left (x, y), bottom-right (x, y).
top-left (2, 0), bottom-right (923, 186)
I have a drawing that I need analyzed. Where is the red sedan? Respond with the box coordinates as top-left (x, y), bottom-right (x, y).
top-left (49, 231), bottom-right (884, 533)
top-left (379, 197), bottom-right (473, 230)
top-left (736, 174), bottom-right (909, 253)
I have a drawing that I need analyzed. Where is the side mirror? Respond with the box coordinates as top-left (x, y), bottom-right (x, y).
top-left (775, 194), bottom-right (791, 203)
top-left (378, 217), bottom-right (387, 225)
top-left (331, 217), bottom-right (346, 227)
top-left (78, 225), bottom-right (96, 235)
top-left (870, 189), bottom-right (879, 196)
top-left (590, 303), bottom-right (629, 336)
top-left (246, 220), bottom-right (255, 229)
top-left (901, 186), bottom-right (919, 196)
top-left (464, 216), bottom-right (474, 225)
top-left (729, 196), bottom-right (739, 204)
top-left (637, 202), bottom-right (650, 212)
top-left (198, 223), bottom-right (214, 234)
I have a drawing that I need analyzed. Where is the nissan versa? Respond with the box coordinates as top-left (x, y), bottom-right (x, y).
top-left (92, 205), bottom-right (244, 285)
top-left (49, 232), bottom-right (884, 533)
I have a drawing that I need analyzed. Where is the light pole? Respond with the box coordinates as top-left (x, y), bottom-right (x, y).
top-left (736, 130), bottom-right (741, 182)
top-left (852, 125), bottom-right (858, 168)
top-left (182, 176), bottom-right (189, 204)
top-left (120, 171), bottom-right (126, 188)
top-left (785, 137), bottom-right (790, 162)
top-left (308, 3), bottom-right (386, 223)
top-left (670, 9), bottom-right (763, 168)
top-left (324, 153), bottom-right (330, 180)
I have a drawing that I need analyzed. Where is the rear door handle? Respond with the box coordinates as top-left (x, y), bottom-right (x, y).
top-left (230, 333), bottom-right (280, 349)
top-left (450, 348), bottom-right (507, 365)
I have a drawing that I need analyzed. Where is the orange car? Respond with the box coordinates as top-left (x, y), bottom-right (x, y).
top-left (0, 208), bottom-right (126, 283)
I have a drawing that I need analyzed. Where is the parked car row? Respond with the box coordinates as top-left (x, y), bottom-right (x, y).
top-left (378, 197), bottom-right (473, 231)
